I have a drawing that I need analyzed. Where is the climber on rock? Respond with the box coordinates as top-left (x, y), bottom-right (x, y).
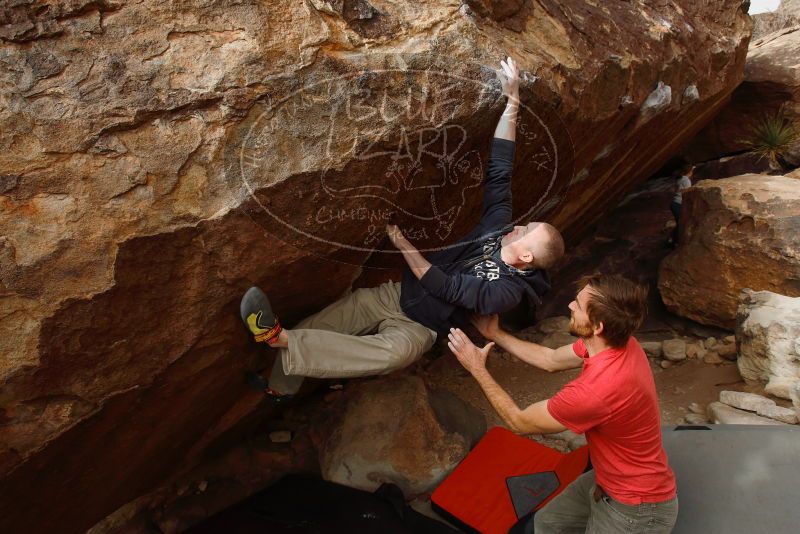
top-left (668, 165), bottom-right (693, 247)
top-left (240, 57), bottom-right (565, 401)
top-left (448, 273), bottom-right (678, 533)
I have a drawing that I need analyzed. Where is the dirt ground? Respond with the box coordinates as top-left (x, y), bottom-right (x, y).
top-left (418, 320), bottom-right (756, 442)
top-left (428, 350), bottom-right (740, 424)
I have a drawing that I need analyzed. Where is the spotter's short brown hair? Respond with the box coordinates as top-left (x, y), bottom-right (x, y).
top-left (577, 274), bottom-right (648, 348)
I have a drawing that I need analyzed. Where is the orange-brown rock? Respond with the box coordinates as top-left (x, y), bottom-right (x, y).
top-left (658, 174), bottom-right (800, 329)
top-left (0, 1), bottom-right (751, 532)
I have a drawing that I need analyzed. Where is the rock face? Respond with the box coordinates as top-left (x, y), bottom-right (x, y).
top-left (736, 290), bottom-right (800, 401)
top-left (658, 175), bottom-right (800, 329)
top-left (683, 23), bottom-right (800, 165)
top-left (536, 176), bottom-right (679, 329)
top-left (752, 0), bottom-right (800, 39)
top-left (318, 376), bottom-right (485, 496)
top-left (0, 1), bottom-right (751, 532)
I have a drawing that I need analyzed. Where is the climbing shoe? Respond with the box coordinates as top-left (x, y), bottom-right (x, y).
top-left (240, 286), bottom-right (283, 345)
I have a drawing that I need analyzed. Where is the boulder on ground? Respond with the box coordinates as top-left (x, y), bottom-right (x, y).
top-left (736, 290), bottom-right (800, 400)
top-left (714, 342), bottom-right (738, 360)
top-left (719, 390), bottom-right (776, 412)
top-left (318, 376), bottom-right (485, 496)
top-left (641, 341), bottom-right (663, 359)
top-left (685, 342), bottom-right (706, 359)
top-left (658, 175), bottom-right (800, 329)
top-left (684, 413), bottom-right (709, 425)
top-left (688, 402), bottom-right (705, 415)
top-left (707, 402), bottom-right (789, 425)
top-left (662, 339), bottom-right (687, 361)
top-left (756, 404), bottom-right (798, 424)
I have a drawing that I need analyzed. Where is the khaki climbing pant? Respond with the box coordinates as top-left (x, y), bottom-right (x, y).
top-left (269, 282), bottom-right (437, 394)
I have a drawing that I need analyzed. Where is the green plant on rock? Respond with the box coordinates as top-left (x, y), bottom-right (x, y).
top-left (739, 108), bottom-right (800, 170)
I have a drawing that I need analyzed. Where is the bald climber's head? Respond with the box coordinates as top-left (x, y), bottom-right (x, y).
top-left (500, 222), bottom-right (565, 270)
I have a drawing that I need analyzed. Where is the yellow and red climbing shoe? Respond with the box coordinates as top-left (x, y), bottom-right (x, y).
top-left (240, 286), bottom-right (283, 345)
top-left (247, 310), bottom-right (283, 345)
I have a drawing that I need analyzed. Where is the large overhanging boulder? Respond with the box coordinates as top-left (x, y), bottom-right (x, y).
top-left (0, 1), bottom-right (751, 532)
top-left (658, 174), bottom-right (800, 329)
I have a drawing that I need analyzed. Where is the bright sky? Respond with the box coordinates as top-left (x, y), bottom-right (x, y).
top-left (750, 0), bottom-right (781, 14)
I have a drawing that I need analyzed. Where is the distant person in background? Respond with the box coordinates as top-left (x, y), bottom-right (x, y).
top-left (668, 167), bottom-right (693, 247)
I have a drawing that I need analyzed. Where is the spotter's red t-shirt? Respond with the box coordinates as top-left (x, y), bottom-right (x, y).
top-left (547, 337), bottom-right (676, 504)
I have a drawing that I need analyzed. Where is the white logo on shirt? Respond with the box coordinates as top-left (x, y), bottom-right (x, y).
top-left (472, 237), bottom-right (502, 281)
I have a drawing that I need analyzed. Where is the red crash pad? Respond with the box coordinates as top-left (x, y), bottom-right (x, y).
top-left (432, 427), bottom-right (589, 534)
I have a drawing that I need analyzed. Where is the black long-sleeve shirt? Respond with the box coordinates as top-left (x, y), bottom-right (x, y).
top-left (400, 138), bottom-right (551, 336)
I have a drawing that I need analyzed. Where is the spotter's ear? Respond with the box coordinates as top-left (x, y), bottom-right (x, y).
top-left (593, 321), bottom-right (605, 338)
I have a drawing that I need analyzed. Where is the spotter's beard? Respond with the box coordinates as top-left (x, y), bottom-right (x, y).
top-left (569, 314), bottom-right (594, 339)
